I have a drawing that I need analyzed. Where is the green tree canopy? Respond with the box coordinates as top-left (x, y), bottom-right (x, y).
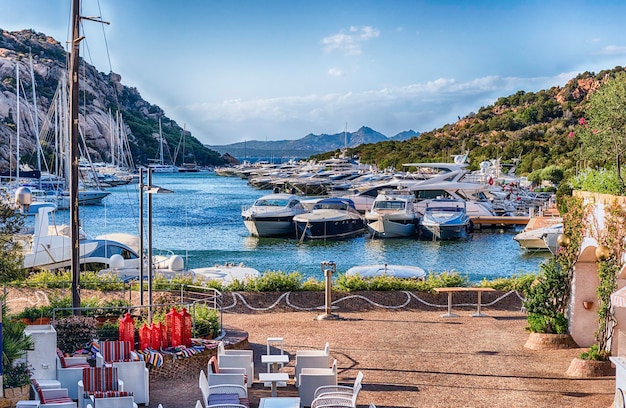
top-left (0, 195), bottom-right (26, 283)
top-left (579, 71), bottom-right (626, 187)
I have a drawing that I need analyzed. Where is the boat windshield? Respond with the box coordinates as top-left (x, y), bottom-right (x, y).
top-left (255, 199), bottom-right (290, 207)
top-left (373, 201), bottom-right (406, 210)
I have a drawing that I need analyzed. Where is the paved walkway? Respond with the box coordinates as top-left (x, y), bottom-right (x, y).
top-left (151, 308), bottom-right (615, 408)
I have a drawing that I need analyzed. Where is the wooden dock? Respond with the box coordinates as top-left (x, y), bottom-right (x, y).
top-left (471, 215), bottom-right (530, 228)
top-left (471, 206), bottom-right (562, 230)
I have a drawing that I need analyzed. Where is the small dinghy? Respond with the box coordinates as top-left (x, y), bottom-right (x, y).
top-left (345, 264), bottom-right (426, 279)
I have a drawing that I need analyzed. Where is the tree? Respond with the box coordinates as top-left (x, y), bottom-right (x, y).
top-left (0, 194), bottom-right (26, 283)
top-left (579, 72), bottom-right (626, 188)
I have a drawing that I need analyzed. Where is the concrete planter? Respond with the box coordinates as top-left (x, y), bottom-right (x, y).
top-left (524, 332), bottom-right (578, 350)
top-left (566, 357), bottom-right (614, 377)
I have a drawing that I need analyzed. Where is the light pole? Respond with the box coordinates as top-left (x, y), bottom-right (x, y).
top-left (144, 167), bottom-right (173, 323)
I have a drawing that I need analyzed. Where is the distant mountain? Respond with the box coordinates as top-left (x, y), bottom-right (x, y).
top-left (208, 126), bottom-right (420, 159)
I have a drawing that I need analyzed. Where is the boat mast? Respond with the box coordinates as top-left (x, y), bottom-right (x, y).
top-left (15, 60), bottom-right (20, 182)
top-left (29, 53), bottom-right (41, 188)
top-left (69, 0), bottom-right (81, 313)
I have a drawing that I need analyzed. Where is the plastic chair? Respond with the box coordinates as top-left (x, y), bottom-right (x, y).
top-left (206, 356), bottom-right (247, 387)
top-left (298, 359), bottom-right (338, 407)
top-left (97, 341), bottom-right (149, 405)
top-left (77, 367), bottom-right (126, 408)
top-left (217, 342), bottom-right (254, 388)
top-left (31, 379), bottom-right (76, 408)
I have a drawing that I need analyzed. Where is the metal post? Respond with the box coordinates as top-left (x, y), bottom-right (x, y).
top-left (69, 0), bottom-right (81, 315)
top-left (316, 261), bottom-right (338, 320)
top-left (148, 167), bottom-right (153, 324)
top-left (139, 168), bottom-right (144, 306)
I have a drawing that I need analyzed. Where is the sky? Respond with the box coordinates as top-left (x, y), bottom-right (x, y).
top-left (2, 1), bottom-right (626, 147)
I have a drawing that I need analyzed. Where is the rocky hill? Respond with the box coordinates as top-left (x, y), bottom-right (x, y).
top-left (0, 29), bottom-right (225, 172)
top-left (208, 127), bottom-right (420, 159)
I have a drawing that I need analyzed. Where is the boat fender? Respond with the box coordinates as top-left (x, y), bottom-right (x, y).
top-left (467, 220), bottom-right (475, 233)
top-left (488, 177), bottom-right (494, 186)
top-left (109, 254), bottom-right (125, 269)
top-left (169, 255), bottom-right (184, 271)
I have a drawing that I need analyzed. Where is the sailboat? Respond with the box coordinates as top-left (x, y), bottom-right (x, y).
top-left (148, 118), bottom-right (179, 173)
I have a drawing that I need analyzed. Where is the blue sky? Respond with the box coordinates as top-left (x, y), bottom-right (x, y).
top-left (2, 1), bottom-right (626, 146)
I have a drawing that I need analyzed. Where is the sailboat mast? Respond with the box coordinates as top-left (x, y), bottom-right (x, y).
top-left (69, 0), bottom-right (82, 313)
top-left (15, 61), bottom-right (20, 182)
top-left (29, 54), bottom-right (41, 186)
top-left (159, 117), bottom-right (164, 165)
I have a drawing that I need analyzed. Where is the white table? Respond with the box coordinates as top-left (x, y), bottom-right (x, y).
top-left (262, 354), bottom-right (290, 372)
top-left (259, 397), bottom-right (300, 408)
top-left (262, 354), bottom-right (290, 387)
top-left (259, 373), bottom-right (290, 397)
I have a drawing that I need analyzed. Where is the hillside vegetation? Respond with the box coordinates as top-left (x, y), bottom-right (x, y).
top-left (318, 67), bottom-right (626, 176)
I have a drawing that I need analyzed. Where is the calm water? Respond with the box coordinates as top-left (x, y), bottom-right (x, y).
top-left (54, 172), bottom-right (550, 282)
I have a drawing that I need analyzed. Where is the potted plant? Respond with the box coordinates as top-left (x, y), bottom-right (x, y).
top-left (2, 301), bottom-right (34, 401)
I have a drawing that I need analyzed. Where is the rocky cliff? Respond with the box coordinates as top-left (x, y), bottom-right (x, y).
top-left (0, 29), bottom-right (224, 172)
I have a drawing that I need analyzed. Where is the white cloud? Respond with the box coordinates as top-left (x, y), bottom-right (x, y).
top-left (327, 67), bottom-right (343, 77)
top-left (180, 73), bottom-right (574, 145)
top-left (321, 26), bottom-right (380, 56)
top-left (598, 45), bottom-right (626, 55)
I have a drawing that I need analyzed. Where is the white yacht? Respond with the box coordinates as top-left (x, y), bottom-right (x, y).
top-left (420, 198), bottom-right (472, 240)
top-left (513, 223), bottom-right (563, 251)
top-left (364, 189), bottom-right (420, 238)
top-left (241, 193), bottom-right (308, 237)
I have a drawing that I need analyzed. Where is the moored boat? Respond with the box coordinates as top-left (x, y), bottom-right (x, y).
top-left (364, 189), bottom-right (419, 238)
top-left (513, 223), bottom-right (563, 251)
top-left (241, 193), bottom-right (308, 237)
top-left (190, 263), bottom-right (260, 285)
top-left (345, 264), bottom-right (426, 279)
top-left (293, 197), bottom-right (365, 240)
top-left (420, 198), bottom-right (472, 240)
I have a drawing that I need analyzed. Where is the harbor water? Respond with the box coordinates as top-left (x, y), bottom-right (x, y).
top-left (55, 172), bottom-right (551, 282)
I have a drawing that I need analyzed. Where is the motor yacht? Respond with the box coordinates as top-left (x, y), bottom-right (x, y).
top-left (364, 189), bottom-right (420, 238)
top-left (293, 197), bottom-right (365, 240)
top-left (241, 193), bottom-right (308, 237)
top-left (420, 198), bottom-right (472, 240)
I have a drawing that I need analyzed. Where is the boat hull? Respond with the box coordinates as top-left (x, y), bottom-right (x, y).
top-left (346, 264), bottom-right (426, 279)
top-left (243, 217), bottom-right (296, 237)
top-left (420, 223), bottom-right (470, 240)
top-left (366, 216), bottom-right (419, 238)
top-left (294, 218), bottom-right (365, 240)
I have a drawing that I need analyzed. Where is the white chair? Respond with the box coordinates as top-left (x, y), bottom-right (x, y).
top-left (298, 359), bottom-right (337, 408)
top-left (310, 375), bottom-right (362, 408)
top-left (31, 379), bottom-right (77, 408)
top-left (206, 356), bottom-right (247, 387)
top-left (55, 349), bottom-right (91, 400)
top-left (217, 342), bottom-right (254, 388)
top-left (199, 370), bottom-right (248, 408)
top-left (77, 367), bottom-right (126, 408)
top-left (96, 340), bottom-right (150, 405)
top-left (314, 371), bottom-right (363, 400)
top-left (295, 342), bottom-right (331, 387)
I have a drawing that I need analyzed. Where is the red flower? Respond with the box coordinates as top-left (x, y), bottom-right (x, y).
top-left (579, 117), bottom-right (586, 125)
top-left (569, 131), bottom-right (574, 138)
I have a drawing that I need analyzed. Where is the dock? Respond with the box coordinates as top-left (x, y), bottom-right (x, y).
top-left (471, 206), bottom-right (561, 229)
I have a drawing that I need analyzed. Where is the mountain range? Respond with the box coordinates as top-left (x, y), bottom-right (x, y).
top-left (207, 127), bottom-right (420, 159)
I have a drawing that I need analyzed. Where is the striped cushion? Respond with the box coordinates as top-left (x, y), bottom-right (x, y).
top-left (82, 367), bottom-right (119, 392)
top-left (31, 379), bottom-right (45, 403)
top-left (100, 340), bottom-right (132, 362)
top-left (56, 349), bottom-right (67, 368)
top-left (209, 356), bottom-right (219, 373)
top-left (91, 391), bottom-right (134, 398)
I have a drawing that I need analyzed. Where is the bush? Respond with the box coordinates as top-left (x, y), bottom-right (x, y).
top-left (192, 304), bottom-right (219, 339)
top-left (580, 344), bottom-right (611, 361)
top-left (55, 315), bottom-right (98, 354)
top-left (526, 312), bottom-right (568, 334)
top-left (3, 361), bottom-right (32, 388)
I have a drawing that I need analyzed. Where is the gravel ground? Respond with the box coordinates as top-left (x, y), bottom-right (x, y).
top-left (151, 308), bottom-right (615, 408)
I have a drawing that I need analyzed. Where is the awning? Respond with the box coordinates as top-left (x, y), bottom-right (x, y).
top-left (611, 285), bottom-right (626, 308)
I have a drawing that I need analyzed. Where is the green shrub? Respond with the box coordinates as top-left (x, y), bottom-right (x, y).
top-left (55, 315), bottom-right (98, 354)
top-left (579, 344), bottom-right (610, 361)
top-left (192, 304), bottom-right (220, 339)
top-left (241, 271), bottom-right (303, 292)
top-left (526, 312), bottom-right (568, 334)
top-left (3, 362), bottom-right (32, 388)
top-left (478, 273), bottom-right (538, 296)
